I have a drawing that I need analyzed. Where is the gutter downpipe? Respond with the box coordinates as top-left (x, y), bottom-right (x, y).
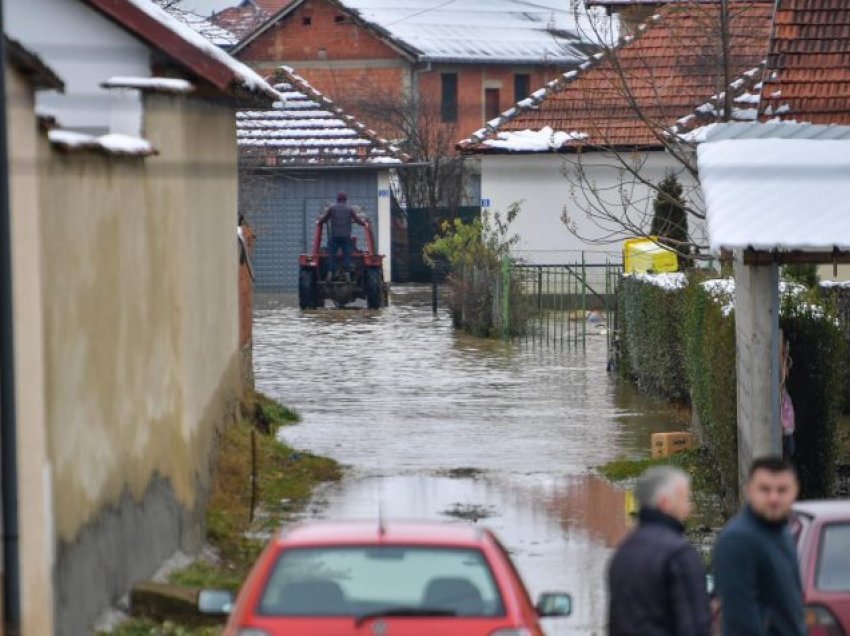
top-left (0, 2), bottom-right (23, 633)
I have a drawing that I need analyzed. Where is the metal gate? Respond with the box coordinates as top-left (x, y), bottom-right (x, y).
top-left (493, 258), bottom-right (623, 351)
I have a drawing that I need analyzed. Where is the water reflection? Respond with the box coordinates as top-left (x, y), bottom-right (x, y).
top-left (253, 285), bottom-right (681, 634)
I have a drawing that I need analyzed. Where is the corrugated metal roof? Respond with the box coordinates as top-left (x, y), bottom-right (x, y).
top-left (698, 121), bottom-right (850, 141)
top-left (237, 66), bottom-right (410, 167)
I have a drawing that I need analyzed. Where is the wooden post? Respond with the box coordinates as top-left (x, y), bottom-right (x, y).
top-left (734, 253), bottom-right (782, 495)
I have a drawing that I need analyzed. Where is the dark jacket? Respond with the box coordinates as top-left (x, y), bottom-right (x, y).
top-left (608, 509), bottom-right (711, 636)
top-left (713, 505), bottom-right (805, 636)
top-left (319, 203), bottom-right (366, 238)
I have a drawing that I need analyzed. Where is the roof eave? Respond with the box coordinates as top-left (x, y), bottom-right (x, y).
top-left (82, 0), bottom-right (277, 106)
top-left (5, 37), bottom-right (65, 92)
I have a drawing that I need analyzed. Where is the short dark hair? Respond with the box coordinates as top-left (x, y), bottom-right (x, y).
top-left (748, 456), bottom-right (797, 480)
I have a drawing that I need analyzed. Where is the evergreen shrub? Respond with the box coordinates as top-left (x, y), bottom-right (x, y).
top-left (618, 274), bottom-right (688, 400)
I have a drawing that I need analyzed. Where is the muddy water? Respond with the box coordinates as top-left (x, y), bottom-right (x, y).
top-left (253, 286), bottom-right (683, 635)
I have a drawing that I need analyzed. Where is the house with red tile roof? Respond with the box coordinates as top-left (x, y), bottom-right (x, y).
top-left (456, 1), bottom-right (775, 263)
top-left (757, 0), bottom-right (850, 125)
top-left (228, 0), bottom-right (596, 140)
top-left (238, 65), bottom-right (410, 290)
top-left (5, 1), bottom-right (279, 634)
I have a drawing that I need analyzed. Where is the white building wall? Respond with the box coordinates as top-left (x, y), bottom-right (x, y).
top-left (479, 152), bottom-right (705, 265)
top-left (6, 0), bottom-right (149, 134)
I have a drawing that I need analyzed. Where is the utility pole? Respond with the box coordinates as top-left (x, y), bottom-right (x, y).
top-left (0, 0), bottom-right (23, 632)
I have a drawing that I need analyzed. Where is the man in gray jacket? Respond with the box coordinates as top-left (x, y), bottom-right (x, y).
top-left (608, 466), bottom-right (711, 636)
top-left (317, 192), bottom-right (368, 281)
top-left (713, 456), bottom-right (805, 636)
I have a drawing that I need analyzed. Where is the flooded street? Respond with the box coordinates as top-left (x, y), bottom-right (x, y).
top-left (253, 285), bottom-right (683, 635)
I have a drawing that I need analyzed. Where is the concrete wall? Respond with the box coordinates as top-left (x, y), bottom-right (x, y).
top-left (39, 93), bottom-right (241, 635)
top-left (6, 0), bottom-right (148, 135)
top-left (478, 151), bottom-right (705, 264)
top-left (6, 59), bottom-right (56, 636)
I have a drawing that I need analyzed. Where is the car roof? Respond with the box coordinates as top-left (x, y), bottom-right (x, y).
top-left (793, 499), bottom-right (850, 521)
top-left (275, 520), bottom-right (493, 548)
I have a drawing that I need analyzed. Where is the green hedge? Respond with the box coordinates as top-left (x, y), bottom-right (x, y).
top-left (619, 275), bottom-right (847, 506)
top-left (781, 298), bottom-right (848, 498)
top-left (682, 281), bottom-right (738, 513)
top-left (618, 274), bottom-right (688, 400)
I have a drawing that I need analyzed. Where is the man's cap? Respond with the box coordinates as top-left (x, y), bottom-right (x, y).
top-left (337, 191), bottom-right (347, 202)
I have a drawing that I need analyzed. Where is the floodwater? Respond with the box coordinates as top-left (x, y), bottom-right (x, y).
top-left (253, 285), bottom-right (684, 635)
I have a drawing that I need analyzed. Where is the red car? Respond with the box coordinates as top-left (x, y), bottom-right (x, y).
top-left (791, 500), bottom-right (850, 636)
top-left (199, 520), bottom-right (572, 636)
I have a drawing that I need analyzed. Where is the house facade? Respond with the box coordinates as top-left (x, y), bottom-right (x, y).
top-left (230, 0), bottom-right (592, 140)
top-left (238, 66), bottom-right (408, 292)
top-left (458, 1), bottom-right (775, 264)
top-left (5, 1), bottom-right (277, 633)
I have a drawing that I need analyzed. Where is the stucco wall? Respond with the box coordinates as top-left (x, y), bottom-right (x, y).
top-left (7, 60), bottom-right (56, 636)
top-left (479, 152), bottom-right (705, 265)
top-left (39, 93), bottom-right (241, 635)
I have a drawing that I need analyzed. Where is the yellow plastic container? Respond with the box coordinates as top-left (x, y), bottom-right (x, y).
top-left (651, 432), bottom-right (694, 459)
top-left (623, 237), bottom-right (679, 274)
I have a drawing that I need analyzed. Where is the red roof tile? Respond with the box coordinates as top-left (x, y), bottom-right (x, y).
top-left (758, 0), bottom-right (850, 124)
top-left (460, 2), bottom-right (773, 152)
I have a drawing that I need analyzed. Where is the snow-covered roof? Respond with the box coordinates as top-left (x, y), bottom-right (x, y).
top-left (237, 66), bottom-right (410, 168)
top-left (48, 129), bottom-right (157, 156)
top-left (234, 0), bottom-right (592, 64)
top-left (159, 4), bottom-right (238, 46)
top-left (102, 76), bottom-right (195, 94)
top-left (459, 2), bottom-right (773, 152)
top-left (698, 136), bottom-right (850, 252)
top-left (85, 0), bottom-right (278, 102)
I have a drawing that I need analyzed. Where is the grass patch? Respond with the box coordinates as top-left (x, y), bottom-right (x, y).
top-left (110, 393), bottom-right (339, 634)
top-left (106, 620), bottom-right (220, 636)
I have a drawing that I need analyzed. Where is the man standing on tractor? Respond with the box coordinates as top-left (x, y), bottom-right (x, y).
top-left (317, 192), bottom-right (368, 281)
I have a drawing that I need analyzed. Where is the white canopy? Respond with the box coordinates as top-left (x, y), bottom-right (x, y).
top-left (698, 137), bottom-right (850, 253)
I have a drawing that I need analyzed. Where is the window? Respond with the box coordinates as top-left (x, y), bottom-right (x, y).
top-left (485, 88), bottom-right (500, 121)
top-left (816, 523), bottom-right (850, 591)
top-left (302, 16), bottom-right (312, 25)
top-left (514, 74), bottom-right (531, 101)
top-left (441, 73), bottom-right (458, 123)
top-left (334, 14), bottom-right (346, 23)
top-left (258, 546), bottom-right (505, 618)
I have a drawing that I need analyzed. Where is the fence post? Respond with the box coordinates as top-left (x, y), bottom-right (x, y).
top-left (502, 255), bottom-right (511, 340)
top-left (581, 252), bottom-right (587, 348)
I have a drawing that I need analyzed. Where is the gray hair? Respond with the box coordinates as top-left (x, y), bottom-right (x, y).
top-left (635, 466), bottom-right (690, 510)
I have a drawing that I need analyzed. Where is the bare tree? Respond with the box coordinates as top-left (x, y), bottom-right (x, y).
top-left (552, 0), bottom-right (769, 258)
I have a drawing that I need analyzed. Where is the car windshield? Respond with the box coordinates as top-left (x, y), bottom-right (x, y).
top-left (816, 523), bottom-right (850, 592)
top-left (257, 545), bottom-right (506, 618)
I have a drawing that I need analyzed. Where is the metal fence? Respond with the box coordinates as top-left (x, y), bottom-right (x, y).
top-left (493, 257), bottom-right (623, 350)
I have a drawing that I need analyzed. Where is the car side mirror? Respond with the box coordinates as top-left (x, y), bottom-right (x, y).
top-left (198, 589), bottom-right (235, 615)
top-left (536, 592), bottom-right (572, 617)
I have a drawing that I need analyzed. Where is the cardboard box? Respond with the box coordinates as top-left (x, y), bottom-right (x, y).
top-left (651, 432), bottom-right (694, 459)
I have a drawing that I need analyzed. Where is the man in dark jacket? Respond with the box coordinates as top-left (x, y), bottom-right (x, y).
top-left (713, 456), bottom-right (805, 636)
top-left (608, 466), bottom-right (711, 636)
top-left (317, 192), bottom-right (368, 280)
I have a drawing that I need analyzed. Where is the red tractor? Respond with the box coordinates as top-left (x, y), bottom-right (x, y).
top-left (298, 218), bottom-right (386, 309)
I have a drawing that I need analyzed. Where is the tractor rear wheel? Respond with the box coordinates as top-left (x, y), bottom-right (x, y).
top-left (365, 267), bottom-right (383, 309)
top-left (299, 268), bottom-right (317, 309)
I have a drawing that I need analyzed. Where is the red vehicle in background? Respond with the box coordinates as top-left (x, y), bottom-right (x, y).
top-left (199, 520), bottom-right (572, 636)
top-left (298, 211), bottom-right (385, 310)
top-left (791, 500), bottom-right (850, 636)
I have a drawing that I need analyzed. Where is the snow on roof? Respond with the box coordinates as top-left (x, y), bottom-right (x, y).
top-left (237, 66), bottom-right (409, 167)
top-left (107, 0), bottom-right (277, 98)
top-left (48, 129), bottom-right (157, 156)
top-left (159, 4), bottom-right (238, 46)
top-left (459, 2), bottom-right (773, 152)
top-left (341, 0), bottom-right (589, 63)
top-left (698, 137), bottom-right (850, 252)
top-left (481, 127), bottom-right (588, 152)
top-left (102, 76), bottom-right (195, 94)
top-left (236, 0), bottom-right (595, 64)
